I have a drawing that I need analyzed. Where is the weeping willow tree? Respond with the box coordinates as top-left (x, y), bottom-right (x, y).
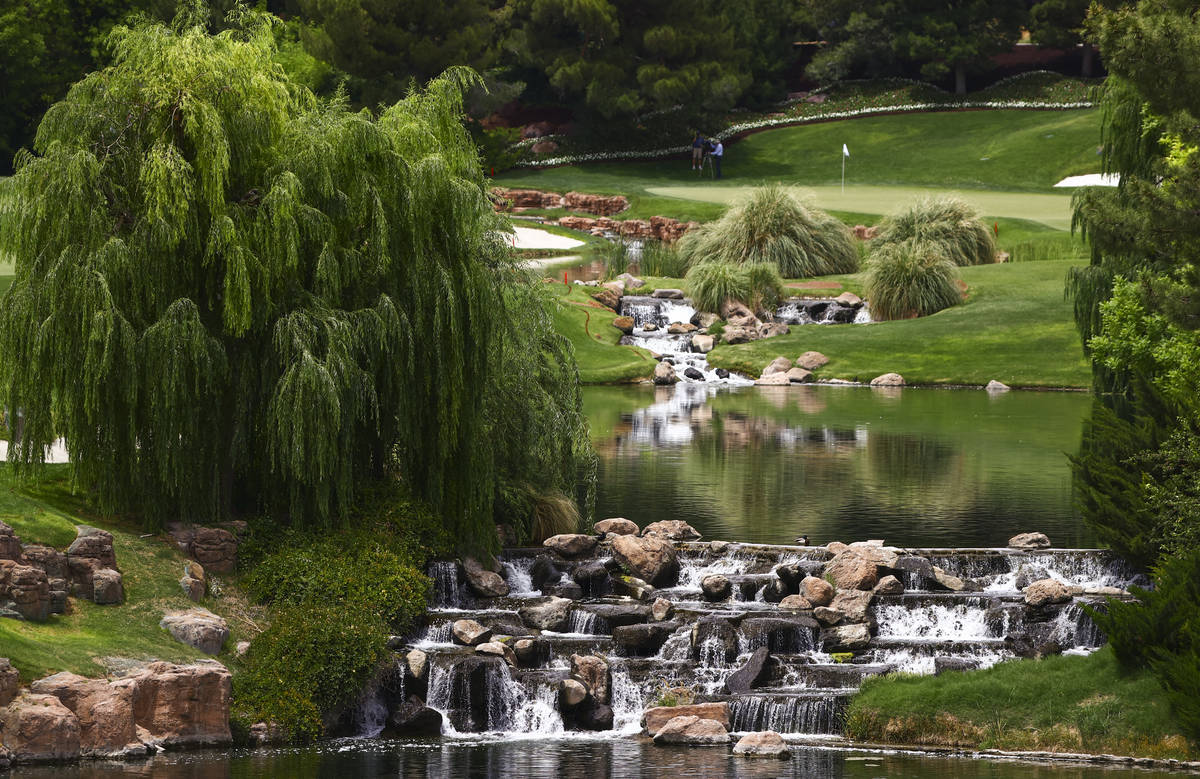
top-left (0, 8), bottom-right (592, 545)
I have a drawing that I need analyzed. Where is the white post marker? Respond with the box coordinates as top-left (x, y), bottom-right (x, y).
top-left (841, 143), bottom-right (849, 194)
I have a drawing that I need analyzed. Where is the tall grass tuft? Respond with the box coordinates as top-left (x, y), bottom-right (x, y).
top-left (596, 240), bottom-right (633, 280)
top-left (531, 492), bottom-right (582, 542)
top-left (676, 184), bottom-right (858, 277)
top-left (687, 260), bottom-right (783, 314)
top-left (865, 240), bottom-right (963, 320)
top-left (874, 196), bottom-right (996, 266)
top-left (638, 239), bottom-right (689, 278)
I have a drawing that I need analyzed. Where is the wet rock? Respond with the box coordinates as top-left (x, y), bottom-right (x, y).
top-left (741, 616), bottom-right (819, 652)
top-left (668, 322), bottom-right (697, 335)
top-left (652, 715), bottom-right (729, 745)
top-left (1006, 633), bottom-right (1064, 659)
top-left (715, 368), bottom-right (731, 379)
top-left (546, 579), bottom-right (584, 600)
top-left (830, 590), bottom-right (874, 624)
top-left (542, 534), bottom-right (599, 558)
top-left (577, 702), bottom-right (614, 731)
top-left (800, 576), bottom-right (834, 606)
top-left (986, 380), bottom-right (1011, 392)
top-left (796, 351), bottom-right (830, 371)
top-left (475, 642), bottom-right (517, 667)
top-left (570, 654), bottom-right (610, 705)
top-left (934, 657), bottom-right (981, 675)
top-left (653, 361), bottom-right (679, 385)
top-left (641, 520), bottom-right (701, 541)
top-left (612, 316), bottom-right (635, 334)
top-left (894, 555), bottom-right (934, 583)
top-left (693, 616), bottom-right (739, 663)
top-left (692, 335), bottom-right (715, 354)
top-left (785, 367), bottom-right (814, 383)
top-left (1009, 532), bottom-right (1051, 550)
top-left (581, 603), bottom-right (649, 628)
top-left (651, 597), bottom-right (673, 622)
top-left (930, 566), bottom-right (967, 592)
top-left (870, 373), bottom-right (905, 387)
top-left (760, 578), bottom-right (789, 603)
top-left (774, 562), bottom-right (804, 588)
top-left (462, 557), bottom-right (509, 598)
top-left (724, 647), bottom-right (770, 694)
top-left (813, 607), bottom-right (843, 626)
top-left (28, 672), bottom-right (143, 758)
top-left (159, 609), bottom-right (229, 655)
top-left (92, 568), bottom-right (124, 605)
top-left (733, 730), bottom-right (790, 758)
top-left (518, 597), bottom-right (573, 632)
top-left (1024, 578), bottom-right (1070, 607)
top-left (452, 619), bottom-right (493, 647)
top-left (0, 659), bottom-right (19, 707)
top-left (778, 594), bottom-right (812, 610)
top-left (652, 289), bottom-right (685, 300)
top-left (613, 621), bottom-right (679, 655)
top-left (531, 557), bottom-right (564, 591)
top-left (611, 535), bottom-right (679, 587)
top-left (559, 678), bottom-right (587, 708)
top-left (821, 623), bottom-right (870, 651)
top-left (570, 560), bottom-right (610, 596)
top-left (874, 575), bottom-right (904, 596)
top-left (1, 692), bottom-right (81, 763)
top-left (610, 574), bottom-right (656, 601)
top-left (761, 356), bottom-right (793, 377)
top-left (683, 367), bottom-right (705, 381)
top-left (406, 649), bottom-right (428, 680)
top-left (512, 638), bottom-right (550, 667)
top-left (594, 518), bottom-right (639, 536)
top-left (643, 702), bottom-right (729, 735)
top-left (386, 695), bottom-right (442, 737)
top-left (701, 574), bottom-right (731, 601)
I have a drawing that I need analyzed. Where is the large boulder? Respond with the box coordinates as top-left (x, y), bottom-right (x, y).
top-left (559, 679), bottom-right (588, 708)
top-left (700, 574), bottom-right (731, 601)
top-left (581, 602), bottom-right (650, 628)
top-left (461, 558), bottom-right (509, 598)
top-left (610, 574), bottom-right (656, 601)
top-left (452, 619), bottom-right (493, 647)
top-left (385, 695), bottom-right (442, 737)
top-left (692, 334), bottom-right (715, 354)
top-left (723, 646), bottom-right (770, 694)
top-left (159, 609), bottom-right (229, 655)
top-left (652, 715), bottom-right (729, 745)
top-left (127, 660), bottom-right (232, 747)
top-left (795, 351), bottom-right (829, 371)
top-left (778, 594), bottom-right (812, 610)
top-left (29, 672), bottom-right (143, 757)
top-left (786, 367), bottom-right (814, 383)
top-left (823, 552), bottom-right (878, 591)
top-left (570, 654), bottom-right (610, 705)
top-left (0, 660), bottom-right (19, 707)
top-left (190, 527), bottom-right (238, 573)
top-left (611, 535), bottom-right (679, 587)
top-left (518, 597), bottom-right (573, 632)
top-left (733, 730), bottom-right (790, 758)
top-left (755, 373), bottom-right (790, 386)
top-left (870, 373), bottom-right (905, 387)
top-left (800, 576), bottom-right (834, 607)
top-left (612, 622), bottom-right (679, 655)
top-left (1024, 578), bottom-right (1070, 607)
top-left (92, 568), bottom-right (124, 605)
top-left (1008, 532), bottom-right (1052, 550)
top-left (542, 534), bottom-right (599, 558)
top-left (653, 361), bottom-right (678, 385)
top-left (813, 607), bottom-right (843, 626)
top-left (930, 566), bottom-right (967, 592)
top-left (475, 642), bottom-right (517, 667)
top-left (830, 590), bottom-right (874, 624)
top-left (761, 356), bottom-right (793, 377)
top-left (0, 692), bottom-right (81, 764)
top-left (821, 623), bottom-right (871, 651)
top-left (692, 616), bottom-right (739, 665)
top-left (641, 520), bottom-right (701, 542)
top-left (594, 518), bottom-right (639, 536)
top-left (3, 563), bottom-right (50, 621)
top-left (651, 288), bottom-right (685, 300)
top-left (874, 575), bottom-right (904, 596)
top-left (0, 522), bottom-right (21, 561)
top-left (612, 316), bottom-right (635, 335)
top-left (643, 702), bottom-right (729, 735)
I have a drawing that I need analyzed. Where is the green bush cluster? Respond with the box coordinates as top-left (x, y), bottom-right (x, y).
top-left (676, 185), bottom-right (858, 278)
top-left (863, 240), bottom-right (963, 320)
top-left (686, 261), bottom-right (784, 315)
top-left (874, 196), bottom-right (997, 267)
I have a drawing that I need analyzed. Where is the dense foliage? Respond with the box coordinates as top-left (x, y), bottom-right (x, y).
top-left (686, 260), bottom-right (784, 315)
top-left (873, 197), bottom-right (996, 267)
top-left (676, 185), bottom-right (858, 278)
top-left (864, 240), bottom-right (963, 320)
top-left (0, 12), bottom-right (592, 546)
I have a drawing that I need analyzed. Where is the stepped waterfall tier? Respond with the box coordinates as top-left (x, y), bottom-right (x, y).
top-left (376, 526), bottom-right (1143, 744)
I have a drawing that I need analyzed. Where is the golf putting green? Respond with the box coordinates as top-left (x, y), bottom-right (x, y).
top-left (645, 185), bottom-right (1075, 229)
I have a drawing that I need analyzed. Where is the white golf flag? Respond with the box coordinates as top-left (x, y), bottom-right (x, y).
top-left (843, 144), bottom-right (850, 157)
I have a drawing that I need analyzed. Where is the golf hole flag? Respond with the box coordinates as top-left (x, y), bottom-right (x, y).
top-left (841, 144), bottom-right (849, 192)
top-left (843, 144), bottom-right (849, 157)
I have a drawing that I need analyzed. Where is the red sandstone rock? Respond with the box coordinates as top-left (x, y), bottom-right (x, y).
top-left (30, 672), bottom-right (143, 758)
top-left (0, 659), bottom-right (19, 707)
top-left (128, 661), bottom-right (232, 747)
top-left (0, 692), bottom-right (81, 764)
top-left (564, 191), bottom-right (629, 217)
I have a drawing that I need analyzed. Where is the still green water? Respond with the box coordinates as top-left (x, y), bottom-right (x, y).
top-left (585, 384), bottom-right (1094, 548)
top-left (8, 740), bottom-right (1165, 777)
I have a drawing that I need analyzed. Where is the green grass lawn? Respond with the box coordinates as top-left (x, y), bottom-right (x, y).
top-left (549, 282), bottom-right (655, 383)
top-left (846, 648), bottom-right (1195, 760)
top-left (497, 110), bottom-right (1101, 227)
top-left (708, 259), bottom-right (1091, 388)
top-left (0, 466), bottom-right (252, 680)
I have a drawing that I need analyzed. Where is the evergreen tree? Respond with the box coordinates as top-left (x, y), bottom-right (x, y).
top-left (0, 8), bottom-right (591, 547)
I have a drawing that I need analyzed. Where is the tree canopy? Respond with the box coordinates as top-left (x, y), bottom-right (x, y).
top-left (0, 8), bottom-right (592, 546)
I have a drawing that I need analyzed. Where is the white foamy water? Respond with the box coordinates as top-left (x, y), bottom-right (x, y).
top-left (874, 604), bottom-right (995, 640)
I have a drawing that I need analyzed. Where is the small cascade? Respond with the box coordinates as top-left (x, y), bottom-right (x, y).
top-left (426, 657), bottom-right (563, 735)
top-left (774, 299), bottom-right (867, 326)
top-left (502, 558), bottom-right (539, 598)
top-left (566, 609), bottom-right (602, 635)
top-left (610, 666), bottom-right (646, 734)
top-left (414, 621), bottom-right (454, 647)
top-left (729, 693), bottom-right (848, 735)
top-left (873, 602), bottom-right (995, 640)
top-left (428, 561), bottom-right (465, 609)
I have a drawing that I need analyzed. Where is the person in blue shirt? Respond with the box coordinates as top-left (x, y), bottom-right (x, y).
top-left (711, 139), bottom-right (723, 179)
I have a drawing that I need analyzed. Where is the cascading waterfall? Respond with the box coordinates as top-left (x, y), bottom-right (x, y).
top-left (428, 561), bottom-right (465, 609)
top-left (729, 694), bottom-right (849, 735)
top-left (874, 603), bottom-right (995, 640)
top-left (567, 610), bottom-right (602, 635)
top-left (502, 558), bottom-right (539, 598)
top-left (610, 666), bottom-right (646, 734)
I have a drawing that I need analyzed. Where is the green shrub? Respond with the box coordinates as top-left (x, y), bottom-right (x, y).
top-left (676, 184), bottom-right (858, 277)
top-left (685, 260), bottom-right (784, 315)
top-left (531, 492), bottom-right (583, 542)
top-left (864, 240), bottom-right (963, 320)
top-left (874, 196), bottom-right (997, 266)
top-left (638, 240), bottom-right (689, 278)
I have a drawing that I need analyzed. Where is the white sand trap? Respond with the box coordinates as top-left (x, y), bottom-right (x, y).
top-left (0, 438), bottom-right (70, 463)
top-left (1054, 174), bottom-right (1119, 188)
top-left (508, 226), bottom-right (585, 250)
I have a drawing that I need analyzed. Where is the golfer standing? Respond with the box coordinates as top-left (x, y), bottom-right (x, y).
top-left (711, 139), bottom-right (724, 179)
top-left (692, 132), bottom-right (705, 170)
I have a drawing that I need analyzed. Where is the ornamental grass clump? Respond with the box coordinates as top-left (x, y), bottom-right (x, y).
top-left (686, 260), bottom-right (783, 314)
top-left (874, 196), bottom-right (997, 266)
top-left (864, 240), bottom-right (963, 320)
top-left (676, 185), bottom-right (858, 277)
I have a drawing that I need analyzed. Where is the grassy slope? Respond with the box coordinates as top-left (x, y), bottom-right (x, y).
top-left (846, 648), bottom-right (1195, 761)
top-left (548, 281), bottom-right (655, 383)
top-left (0, 466), bottom-right (251, 680)
top-left (708, 260), bottom-right (1091, 388)
top-left (496, 110), bottom-right (1100, 224)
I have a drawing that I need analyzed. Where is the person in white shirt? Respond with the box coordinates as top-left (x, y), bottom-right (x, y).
top-left (711, 140), bottom-right (723, 179)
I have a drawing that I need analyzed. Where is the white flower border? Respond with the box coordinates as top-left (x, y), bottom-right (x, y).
top-left (513, 100), bottom-right (1093, 169)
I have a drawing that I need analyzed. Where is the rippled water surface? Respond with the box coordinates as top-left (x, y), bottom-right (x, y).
top-left (585, 384), bottom-right (1093, 548)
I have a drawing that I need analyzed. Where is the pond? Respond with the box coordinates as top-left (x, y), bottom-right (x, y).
top-left (12, 739), bottom-right (1164, 778)
top-left (585, 384), bottom-right (1094, 549)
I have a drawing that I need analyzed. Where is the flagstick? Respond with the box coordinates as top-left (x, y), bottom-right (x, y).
top-left (841, 153), bottom-right (845, 195)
